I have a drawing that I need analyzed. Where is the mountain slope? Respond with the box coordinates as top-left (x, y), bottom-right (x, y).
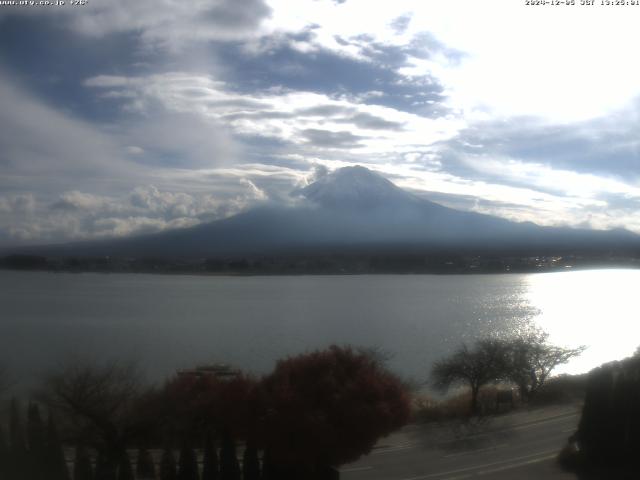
top-left (7, 166), bottom-right (639, 258)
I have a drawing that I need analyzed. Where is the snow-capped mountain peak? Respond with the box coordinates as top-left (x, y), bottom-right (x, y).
top-left (297, 166), bottom-right (415, 209)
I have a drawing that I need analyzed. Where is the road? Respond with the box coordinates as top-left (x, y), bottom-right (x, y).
top-left (340, 404), bottom-right (580, 480)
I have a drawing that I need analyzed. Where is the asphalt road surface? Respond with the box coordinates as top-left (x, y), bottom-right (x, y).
top-left (340, 404), bottom-right (580, 480)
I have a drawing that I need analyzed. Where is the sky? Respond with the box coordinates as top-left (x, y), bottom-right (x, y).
top-left (1, 0), bottom-right (640, 246)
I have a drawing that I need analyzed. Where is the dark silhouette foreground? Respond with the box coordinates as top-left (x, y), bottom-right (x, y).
top-left (0, 345), bottom-right (411, 479)
top-left (559, 353), bottom-right (640, 479)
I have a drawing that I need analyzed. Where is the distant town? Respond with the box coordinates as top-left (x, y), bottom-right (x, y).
top-left (2, 251), bottom-right (639, 275)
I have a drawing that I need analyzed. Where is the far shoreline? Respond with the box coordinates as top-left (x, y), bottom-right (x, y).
top-left (2, 252), bottom-right (640, 277)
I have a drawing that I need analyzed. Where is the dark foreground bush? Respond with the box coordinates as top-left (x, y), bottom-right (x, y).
top-left (561, 355), bottom-right (640, 477)
top-left (259, 345), bottom-right (411, 475)
top-left (528, 374), bottom-right (587, 407)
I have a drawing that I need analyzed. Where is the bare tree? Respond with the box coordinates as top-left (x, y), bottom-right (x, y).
top-left (38, 360), bottom-right (151, 474)
top-left (503, 330), bottom-right (585, 402)
top-left (432, 330), bottom-right (585, 411)
top-left (431, 339), bottom-right (508, 414)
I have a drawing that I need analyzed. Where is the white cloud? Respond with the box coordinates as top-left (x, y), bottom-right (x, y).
top-left (0, 73), bottom-right (142, 194)
top-left (239, 178), bottom-right (268, 202)
top-left (84, 72), bottom-right (464, 157)
top-left (262, 1), bottom-right (640, 122)
top-left (92, 216), bottom-right (199, 238)
top-left (0, 178), bottom-right (272, 246)
top-left (458, 156), bottom-right (640, 200)
top-left (126, 146), bottom-right (145, 155)
top-left (0, 70), bottom-right (251, 213)
top-left (424, 1), bottom-right (640, 122)
top-left (52, 191), bottom-right (115, 212)
top-left (12, 0), bottom-right (640, 123)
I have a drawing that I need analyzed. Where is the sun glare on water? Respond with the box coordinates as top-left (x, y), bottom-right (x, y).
top-left (525, 269), bottom-right (640, 375)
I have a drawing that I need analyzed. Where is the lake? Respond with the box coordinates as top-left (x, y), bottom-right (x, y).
top-left (1, 269), bottom-right (638, 387)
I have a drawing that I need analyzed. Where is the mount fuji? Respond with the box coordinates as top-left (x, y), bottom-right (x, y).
top-left (8, 166), bottom-right (639, 258)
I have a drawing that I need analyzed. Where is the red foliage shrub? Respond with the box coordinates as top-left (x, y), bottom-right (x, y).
top-left (160, 372), bottom-right (258, 440)
top-left (258, 345), bottom-right (411, 469)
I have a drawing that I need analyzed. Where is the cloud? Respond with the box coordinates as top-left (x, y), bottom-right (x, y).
top-left (436, 109), bottom-right (640, 184)
top-left (83, 75), bottom-right (132, 88)
top-left (0, 178), bottom-right (272, 246)
top-left (92, 216), bottom-right (199, 238)
top-left (405, 107), bottom-right (640, 232)
top-left (301, 129), bottom-right (365, 149)
top-left (83, 72), bottom-right (461, 160)
top-left (122, 112), bottom-right (240, 168)
top-left (216, 36), bottom-right (448, 115)
top-left (390, 14), bottom-right (412, 35)
top-left (337, 112), bottom-right (404, 130)
top-left (260, 0), bottom-right (640, 122)
top-left (0, 73), bottom-right (139, 194)
top-left (0, 194), bottom-right (36, 215)
top-left (5, 0), bottom-right (274, 51)
top-left (199, 0), bottom-right (272, 31)
top-left (0, 71), bottom-right (242, 191)
top-left (309, 163), bottom-right (330, 183)
top-left (0, 72), bottom-right (278, 246)
top-left (50, 192), bottom-right (115, 213)
top-left (10, 0), bottom-right (640, 124)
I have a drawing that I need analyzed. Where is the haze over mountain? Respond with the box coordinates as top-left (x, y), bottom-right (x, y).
top-left (6, 166), bottom-right (639, 259)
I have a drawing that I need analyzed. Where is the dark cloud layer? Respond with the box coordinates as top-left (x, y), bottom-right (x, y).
top-left (0, 15), bottom-right (149, 123)
top-left (337, 112), bottom-right (405, 130)
top-left (200, 0), bottom-right (272, 31)
top-left (301, 129), bottom-right (366, 149)
top-left (217, 39), bottom-right (447, 115)
top-left (440, 112), bottom-right (640, 183)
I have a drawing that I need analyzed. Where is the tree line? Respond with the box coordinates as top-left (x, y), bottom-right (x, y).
top-left (0, 345), bottom-right (411, 480)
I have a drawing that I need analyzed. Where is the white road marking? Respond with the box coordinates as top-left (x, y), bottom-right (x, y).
top-left (372, 445), bottom-right (415, 455)
top-left (443, 444), bottom-right (508, 458)
top-left (399, 448), bottom-right (558, 480)
top-left (340, 466), bottom-right (373, 473)
top-left (509, 413), bottom-right (578, 431)
top-left (443, 453), bottom-right (557, 479)
top-left (462, 412), bottom-right (579, 440)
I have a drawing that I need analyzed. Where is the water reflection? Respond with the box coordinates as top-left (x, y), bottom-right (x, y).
top-left (0, 269), bottom-right (637, 385)
top-left (526, 269), bottom-right (640, 374)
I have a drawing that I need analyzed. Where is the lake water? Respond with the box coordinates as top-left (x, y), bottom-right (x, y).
top-left (1, 269), bottom-right (638, 387)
